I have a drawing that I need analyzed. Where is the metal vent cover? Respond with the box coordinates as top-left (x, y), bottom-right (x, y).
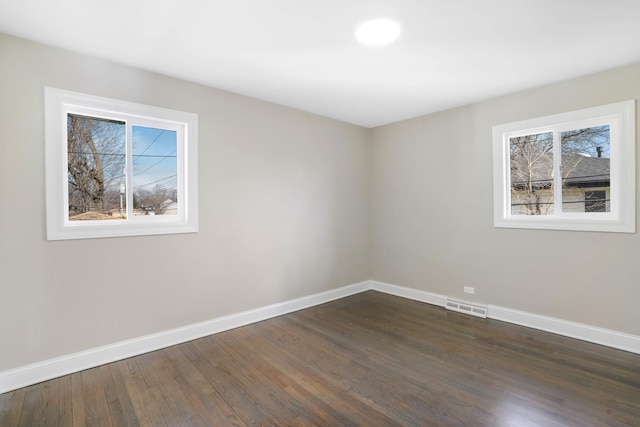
top-left (445, 298), bottom-right (487, 318)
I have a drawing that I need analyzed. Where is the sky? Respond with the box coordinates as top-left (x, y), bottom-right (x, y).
top-left (131, 126), bottom-right (177, 198)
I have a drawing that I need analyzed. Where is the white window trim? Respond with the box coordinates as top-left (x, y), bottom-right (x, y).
top-left (45, 87), bottom-right (198, 240)
top-left (492, 100), bottom-right (635, 233)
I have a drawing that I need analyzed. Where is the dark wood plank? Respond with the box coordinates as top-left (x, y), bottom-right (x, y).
top-left (176, 344), bottom-right (247, 426)
top-left (104, 362), bottom-right (140, 427)
top-left (189, 333), bottom-right (292, 425)
top-left (231, 319), bottom-right (405, 426)
top-left (70, 372), bottom-right (86, 426)
top-left (1, 291), bottom-right (639, 426)
top-left (79, 365), bottom-right (115, 427)
top-left (44, 375), bottom-right (72, 426)
top-left (15, 382), bottom-right (50, 426)
top-left (114, 359), bottom-right (156, 426)
top-left (213, 327), bottom-right (366, 426)
top-left (0, 388), bottom-right (24, 426)
top-left (134, 349), bottom-right (196, 425)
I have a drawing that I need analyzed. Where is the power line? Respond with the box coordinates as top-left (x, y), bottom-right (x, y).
top-left (511, 198), bottom-right (610, 207)
top-left (134, 148), bottom-right (177, 176)
top-left (133, 175), bottom-right (177, 190)
top-left (511, 173), bottom-right (609, 185)
top-left (133, 129), bottom-right (166, 164)
top-left (68, 150), bottom-right (175, 159)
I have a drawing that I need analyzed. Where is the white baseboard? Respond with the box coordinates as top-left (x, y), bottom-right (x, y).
top-left (370, 280), bottom-right (640, 354)
top-left (2, 279), bottom-right (639, 394)
top-left (370, 280), bottom-right (447, 307)
top-left (0, 281), bottom-right (370, 394)
top-left (487, 304), bottom-right (640, 355)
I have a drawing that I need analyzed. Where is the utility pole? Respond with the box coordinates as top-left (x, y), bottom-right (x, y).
top-left (119, 178), bottom-right (125, 218)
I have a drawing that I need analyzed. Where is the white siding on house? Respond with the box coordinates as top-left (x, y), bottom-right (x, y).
top-left (510, 187), bottom-right (610, 214)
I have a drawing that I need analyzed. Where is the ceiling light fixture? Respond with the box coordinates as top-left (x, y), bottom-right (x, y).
top-left (355, 18), bottom-right (402, 46)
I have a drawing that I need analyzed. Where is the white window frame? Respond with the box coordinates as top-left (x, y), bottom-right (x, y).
top-left (492, 100), bottom-right (635, 233)
top-left (45, 87), bottom-right (198, 240)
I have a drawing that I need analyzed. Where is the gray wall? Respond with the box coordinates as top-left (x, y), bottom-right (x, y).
top-left (0, 34), bottom-right (371, 371)
top-left (371, 63), bottom-right (640, 336)
top-left (2, 31), bottom-right (639, 374)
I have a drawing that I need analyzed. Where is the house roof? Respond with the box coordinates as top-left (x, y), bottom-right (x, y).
top-left (563, 156), bottom-right (610, 186)
top-left (511, 155), bottom-right (609, 189)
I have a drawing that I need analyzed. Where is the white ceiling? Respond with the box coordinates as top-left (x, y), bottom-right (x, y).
top-left (2, 0), bottom-right (640, 127)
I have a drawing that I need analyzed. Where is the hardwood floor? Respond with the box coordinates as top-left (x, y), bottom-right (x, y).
top-left (1, 291), bottom-right (639, 426)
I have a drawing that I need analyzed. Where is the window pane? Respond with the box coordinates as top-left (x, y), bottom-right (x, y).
top-left (509, 132), bottom-right (554, 215)
top-left (67, 114), bottom-right (126, 221)
top-left (561, 126), bottom-right (610, 213)
top-left (132, 126), bottom-right (178, 216)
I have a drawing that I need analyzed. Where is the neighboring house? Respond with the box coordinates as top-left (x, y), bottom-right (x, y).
top-left (134, 198), bottom-right (177, 216)
top-left (510, 154), bottom-right (610, 215)
top-left (161, 199), bottom-right (178, 215)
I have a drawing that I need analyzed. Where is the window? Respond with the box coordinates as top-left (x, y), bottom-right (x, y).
top-left (45, 88), bottom-right (198, 240)
top-left (492, 100), bottom-right (635, 233)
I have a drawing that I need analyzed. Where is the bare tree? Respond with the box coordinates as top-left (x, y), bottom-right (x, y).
top-left (509, 126), bottom-right (610, 215)
top-left (67, 115), bottom-right (125, 217)
top-left (510, 132), bottom-right (554, 215)
top-left (134, 184), bottom-right (174, 215)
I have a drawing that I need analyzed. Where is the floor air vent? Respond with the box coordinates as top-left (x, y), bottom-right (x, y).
top-left (445, 298), bottom-right (487, 318)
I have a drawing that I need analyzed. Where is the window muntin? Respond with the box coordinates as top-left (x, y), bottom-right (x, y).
top-left (493, 100), bottom-right (635, 233)
top-left (46, 88), bottom-right (198, 240)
